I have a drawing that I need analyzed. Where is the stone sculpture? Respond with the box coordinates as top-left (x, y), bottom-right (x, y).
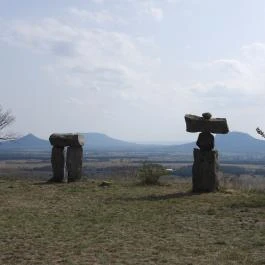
top-left (185, 113), bottom-right (229, 192)
top-left (49, 133), bottom-right (84, 183)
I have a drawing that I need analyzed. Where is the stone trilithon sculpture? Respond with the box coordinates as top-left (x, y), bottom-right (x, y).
top-left (49, 133), bottom-right (84, 183)
top-left (185, 113), bottom-right (229, 192)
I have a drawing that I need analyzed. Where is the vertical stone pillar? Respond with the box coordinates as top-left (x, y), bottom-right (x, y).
top-left (66, 146), bottom-right (83, 182)
top-left (50, 146), bottom-right (65, 182)
top-left (192, 148), bottom-right (219, 192)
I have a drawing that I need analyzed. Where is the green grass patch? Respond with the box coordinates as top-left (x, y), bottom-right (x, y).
top-left (1, 179), bottom-right (265, 265)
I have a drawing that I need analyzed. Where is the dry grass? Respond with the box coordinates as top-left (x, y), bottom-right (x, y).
top-left (0, 178), bottom-right (265, 265)
top-left (220, 174), bottom-right (265, 191)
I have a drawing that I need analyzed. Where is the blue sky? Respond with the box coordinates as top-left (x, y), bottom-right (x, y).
top-left (1, 0), bottom-right (265, 142)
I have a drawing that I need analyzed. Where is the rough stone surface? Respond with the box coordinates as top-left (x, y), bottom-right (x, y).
top-left (192, 148), bottom-right (219, 192)
top-left (185, 114), bottom-right (229, 134)
top-left (202, 112), bottom-right (212, 120)
top-left (49, 133), bottom-right (84, 147)
top-left (50, 146), bottom-right (65, 182)
top-left (196, 132), bottom-right (214, 151)
top-left (66, 146), bottom-right (83, 182)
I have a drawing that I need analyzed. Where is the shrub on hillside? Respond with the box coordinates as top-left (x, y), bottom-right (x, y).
top-left (137, 162), bottom-right (168, 185)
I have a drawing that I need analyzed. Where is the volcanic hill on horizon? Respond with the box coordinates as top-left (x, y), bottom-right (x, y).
top-left (0, 131), bottom-right (264, 155)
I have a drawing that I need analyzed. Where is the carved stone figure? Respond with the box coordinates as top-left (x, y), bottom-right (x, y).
top-left (196, 132), bottom-right (214, 151)
top-left (185, 113), bottom-right (229, 192)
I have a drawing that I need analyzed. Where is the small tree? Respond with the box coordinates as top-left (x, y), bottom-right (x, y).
top-left (0, 105), bottom-right (15, 140)
top-left (137, 162), bottom-right (168, 185)
top-left (256, 127), bottom-right (265, 139)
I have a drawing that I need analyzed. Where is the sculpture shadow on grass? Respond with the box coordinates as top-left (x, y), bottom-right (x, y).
top-left (121, 191), bottom-right (201, 202)
top-left (32, 180), bottom-right (65, 186)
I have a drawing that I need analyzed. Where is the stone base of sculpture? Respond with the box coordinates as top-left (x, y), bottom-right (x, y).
top-left (192, 148), bottom-right (219, 192)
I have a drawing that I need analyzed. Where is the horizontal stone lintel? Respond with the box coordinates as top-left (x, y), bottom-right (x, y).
top-left (185, 114), bottom-right (229, 134)
top-left (49, 133), bottom-right (84, 147)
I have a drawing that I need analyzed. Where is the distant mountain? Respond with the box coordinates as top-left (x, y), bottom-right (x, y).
top-left (0, 133), bottom-right (139, 152)
top-left (0, 131), bottom-right (265, 155)
top-left (170, 131), bottom-right (265, 154)
top-left (0, 134), bottom-right (49, 151)
top-left (215, 131), bottom-right (265, 153)
top-left (82, 132), bottom-right (138, 150)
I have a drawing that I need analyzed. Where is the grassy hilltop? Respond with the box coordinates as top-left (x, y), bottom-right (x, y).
top-left (1, 178), bottom-right (265, 265)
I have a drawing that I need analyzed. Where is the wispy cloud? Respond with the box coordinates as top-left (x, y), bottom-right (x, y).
top-left (91, 0), bottom-right (104, 4)
top-left (241, 42), bottom-right (265, 62)
top-left (137, 1), bottom-right (164, 22)
top-left (68, 7), bottom-right (126, 24)
top-left (1, 1), bottom-right (265, 140)
top-left (65, 97), bottom-right (85, 105)
top-left (185, 44), bottom-right (265, 100)
top-left (0, 14), bottom-right (161, 104)
top-left (149, 7), bottom-right (164, 21)
top-left (68, 8), bottom-right (113, 23)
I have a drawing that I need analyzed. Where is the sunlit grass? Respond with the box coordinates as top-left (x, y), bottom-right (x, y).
top-left (0, 178), bottom-right (265, 265)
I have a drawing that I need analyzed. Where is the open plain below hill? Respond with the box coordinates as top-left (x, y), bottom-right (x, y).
top-left (0, 178), bottom-right (265, 265)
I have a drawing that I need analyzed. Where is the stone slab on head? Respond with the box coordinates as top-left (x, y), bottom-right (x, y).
top-left (49, 133), bottom-right (85, 147)
top-left (185, 113), bottom-right (229, 134)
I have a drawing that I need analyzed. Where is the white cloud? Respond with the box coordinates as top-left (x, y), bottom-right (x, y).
top-left (2, 14), bottom-right (264, 107)
top-left (91, 0), bottom-right (104, 4)
top-left (0, 15), bottom-right (161, 105)
top-left (65, 97), bottom-right (85, 105)
top-left (129, 1), bottom-right (165, 22)
top-left (150, 7), bottom-right (164, 21)
top-left (0, 18), bottom-right (78, 53)
top-left (241, 42), bottom-right (265, 55)
top-left (68, 7), bottom-right (126, 24)
top-left (185, 46), bottom-right (265, 100)
top-left (2, 3), bottom-right (265, 140)
top-left (68, 8), bottom-right (113, 23)
top-left (165, 0), bottom-right (183, 3)
top-left (211, 59), bottom-right (250, 76)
